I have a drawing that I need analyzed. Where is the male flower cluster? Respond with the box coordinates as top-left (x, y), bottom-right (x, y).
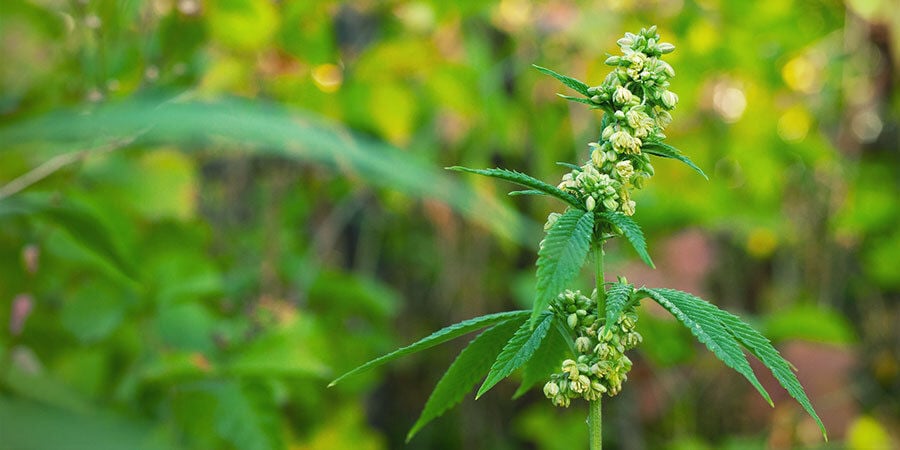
top-left (542, 289), bottom-right (642, 407)
top-left (557, 26), bottom-right (677, 217)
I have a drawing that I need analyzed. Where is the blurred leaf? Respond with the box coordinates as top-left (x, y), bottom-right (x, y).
top-left (60, 280), bottom-right (130, 343)
top-left (208, 0), bottom-right (279, 52)
top-left (532, 65), bottom-right (591, 97)
top-left (154, 303), bottom-right (217, 353)
top-left (298, 406), bottom-right (385, 450)
top-left (761, 303), bottom-right (856, 345)
top-left (227, 317), bottom-right (331, 378)
top-left (214, 381), bottom-right (283, 450)
top-left (847, 415), bottom-right (895, 450)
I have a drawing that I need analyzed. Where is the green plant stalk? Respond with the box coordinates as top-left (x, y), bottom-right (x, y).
top-left (590, 240), bottom-right (605, 450)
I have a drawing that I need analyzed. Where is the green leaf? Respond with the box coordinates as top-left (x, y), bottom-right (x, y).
top-left (640, 288), bottom-right (772, 407)
top-left (329, 310), bottom-right (529, 387)
top-left (477, 312), bottom-right (554, 398)
top-left (642, 141), bottom-right (708, 180)
top-left (448, 166), bottom-right (581, 209)
top-left (713, 308), bottom-right (827, 438)
top-left (534, 209), bottom-right (594, 323)
top-left (214, 381), bottom-right (282, 450)
top-left (598, 212), bottom-right (654, 268)
top-left (556, 162), bottom-right (582, 171)
top-left (513, 318), bottom-right (569, 398)
top-left (604, 282), bottom-right (635, 327)
top-left (532, 65), bottom-right (591, 97)
top-left (407, 316), bottom-right (526, 441)
top-left (508, 189), bottom-right (548, 197)
top-left (557, 94), bottom-right (597, 106)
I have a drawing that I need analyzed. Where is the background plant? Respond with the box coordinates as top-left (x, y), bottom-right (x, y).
top-left (1, 1), bottom-right (898, 449)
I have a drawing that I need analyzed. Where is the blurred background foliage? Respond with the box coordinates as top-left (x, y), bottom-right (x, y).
top-left (0, 0), bottom-right (898, 449)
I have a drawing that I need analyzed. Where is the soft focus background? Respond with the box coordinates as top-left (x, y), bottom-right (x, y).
top-left (1, 1), bottom-right (898, 449)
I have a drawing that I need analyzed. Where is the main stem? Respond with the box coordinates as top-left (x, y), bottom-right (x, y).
top-left (589, 240), bottom-right (605, 450)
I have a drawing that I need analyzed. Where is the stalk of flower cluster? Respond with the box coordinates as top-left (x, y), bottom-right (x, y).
top-left (590, 240), bottom-right (605, 450)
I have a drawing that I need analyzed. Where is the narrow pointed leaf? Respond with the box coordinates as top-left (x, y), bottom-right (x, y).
top-left (714, 308), bottom-right (827, 438)
top-left (604, 282), bottom-right (635, 327)
top-left (533, 209), bottom-right (594, 323)
top-left (557, 94), bottom-right (597, 106)
top-left (508, 190), bottom-right (547, 197)
top-left (329, 310), bottom-right (529, 387)
top-left (532, 65), bottom-right (591, 96)
top-left (408, 316), bottom-right (526, 441)
top-left (513, 318), bottom-right (569, 398)
top-left (477, 312), bottom-right (554, 398)
top-left (556, 162), bottom-right (582, 171)
top-left (640, 288), bottom-right (772, 406)
top-left (448, 166), bottom-right (581, 209)
top-left (642, 141), bottom-right (708, 180)
top-left (598, 212), bottom-right (654, 268)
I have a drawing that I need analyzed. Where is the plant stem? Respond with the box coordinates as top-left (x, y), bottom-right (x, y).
top-left (589, 240), bottom-right (605, 450)
top-left (589, 395), bottom-right (602, 450)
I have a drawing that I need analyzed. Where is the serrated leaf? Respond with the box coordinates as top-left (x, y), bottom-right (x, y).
top-left (640, 288), bottom-right (772, 407)
top-left (713, 308), bottom-right (827, 438)
top-left (598, 212), bottom-right (654, 268)
top-left (477, 312), bottom-right (554, 398)
top-left (407, 316), bottom-right (526, 441)
top-left (556, 162), bottom-right (582, 171)
top-left (557, 94), bottom-right (597, 106)
top-left (513, 317), bottom-right (569, 398)
top-left (533, 209), bottom-right (594, 323)
top-left (642, 141), bottom-right (708, 180)
top-left (447, 166), bottom-right (581, 209)
top-left (532, 65), bottom-right (591, 96)
top-left (329, 310), bottom-right (529, 387)
top-left (604, 282), bottom-right (635, 327)
top-left (508, 189), bottom-right (547, 197)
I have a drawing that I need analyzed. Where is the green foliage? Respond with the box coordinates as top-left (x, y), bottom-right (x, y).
top-left (642, 141), bottom-right (709, 180)
top-left (514, 324), bottom-right (569, 398)
top-left (534, 209), bottom-right (594, 323)
top-left (408, 316), bottom-right (525, 441)
top-left (214, 381), bottom-right (284, 450)
top-left (598, 212), bottom-right (654, 268)
top-left (532, 65), bottom-right (591, 97)
top-left (447, 166), bottom-right (582, 209)
top-left (603, 281), bottom-right (635, 328)
top-left (477, 312), bottom-right (554, 398)
top-left (329, 310), bottom-right (529, 387)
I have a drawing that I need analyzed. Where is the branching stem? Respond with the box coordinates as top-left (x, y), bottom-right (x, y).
top-left (589, 239), bottom-right (605, 450)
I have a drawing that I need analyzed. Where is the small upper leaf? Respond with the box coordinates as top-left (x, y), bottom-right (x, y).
top-left (604, 282), bottom-right (635, 327)
top-left (534, 209), bottom-right (594, 323)
top-left (448, 166), bottom-right (581, 209)
top-left (598, 212), bottom-right (654, 268)
top-left (329, 310), bottom-right (530, 387)
top-left (513, 318), bottom-right (569, 398)
top-left (642, 141), bottom-right (708, 180)
top-left (533, 65), bottom-right (591, 97)
top-left (508, 189), bottom-right (548, 197)
top-left (557, 94), bottom-right (597, 106)
top-left (408, 315), bottom-right (526, 441)
top-left (476, 312), bottom-right (554, 398)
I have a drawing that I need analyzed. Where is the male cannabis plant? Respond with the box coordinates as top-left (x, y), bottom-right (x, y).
top-left (330, 26), bottom-right (825, 448)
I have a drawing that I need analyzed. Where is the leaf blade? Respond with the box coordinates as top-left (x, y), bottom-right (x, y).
top-left (407, 316), bottom-right (526, 441)
top-left (640, 288), bottom-right (771, 406)
top-left (642, 141), bottom-right (708, 180)
top-left (447, 166), bottom-right (581, 209)
top-left (534, 209), bottom-right (594, 323)
top-left (598, 212), bottom-right (654, 268)
top-left (476, 312), bottom-right (554, 398)
top-left (513, 317), bottom-right (570, 398)
top-left (532, 65), bottom-right (591, 97)
top-left (604, 282), bottom-right (635, 327)
top-left (329, 310), bottom-right (530, 387)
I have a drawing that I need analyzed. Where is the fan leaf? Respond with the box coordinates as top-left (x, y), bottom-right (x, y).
top-left (642, 141), bottom-right (708, 180)
top-left (407, 315), bottom-right (526, 441)
top-left (476, 312), bottom-right (554, 398)
top-left (329, 310), bottom-right (530, 387)
top-left (532, 65), bottom-right (591, 97)
top-left (513, 317), bottom-right (570, 398)
top-left (604, 282), bottom-right (635, 327)
top-left (640, 288), bottom-right (771, 406)
top-left (598, 212), bottom-right (654, 268)
top-left (448, 166), bottom-right (581, 208)
top-left (533, 209), bottom-right (594, 323)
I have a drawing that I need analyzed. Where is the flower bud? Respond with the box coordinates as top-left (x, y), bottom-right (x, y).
top-left (613, 86), bottom-right (634, 105)
top-left (567, 313), bottom-right (579, 329)
top-left (617, 36), bottom-right (635, 48)
top-left (575, 336), bottom-right (593, 353)
top-left (658, 42), bottom-right (675, 54)
top-left (615, 160), bottom-right (635, 179)
top-left (543, 381), bottom-right (560, 397)
top-left (622, 200), bottom-right (636, 216)
top-left (605, 56), bottom-right (622, 66)
top-left (543, 212), bottom-right (561, 231)
top-left (585, 196), bottom-right (596, 212)
top-left (660, 90), bottom-right (678, 109)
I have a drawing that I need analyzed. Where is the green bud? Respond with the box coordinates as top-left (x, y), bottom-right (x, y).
top-left (543, 381), bottom-right (560, 397)
top-left (576, 336), bottom-right (593, 353)
top-left (567, 313), bottom-right (579, 329)
top-left (658, 42), bottom-right (675, 54)
top-left (605, 55), bottom-right (622, 66)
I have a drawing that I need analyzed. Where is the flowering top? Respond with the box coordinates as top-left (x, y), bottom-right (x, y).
top-left (557, 26), bottom-right (677, 217)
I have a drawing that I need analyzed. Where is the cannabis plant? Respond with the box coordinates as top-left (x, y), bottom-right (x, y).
top-left (330, 26), bottom-right (825, 448)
